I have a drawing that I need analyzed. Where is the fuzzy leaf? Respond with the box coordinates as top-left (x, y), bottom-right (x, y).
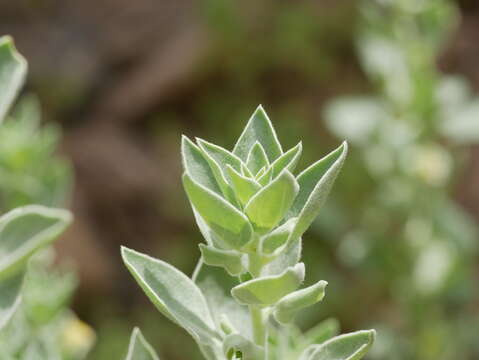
top-left (231, 263), bottom-right (305, 306)
top-left (246, 142), bottom-right (269, 175)
top-left (182, 136), bottom-right (221, 195)
top-left (121, 247), bottom-right (220, 344)
top-left (288, 143), bottom-right (347, 240)
top-left (299, 330), bottom-right (376, 360)
top-left (270, 142), bottom-right (303, 178)
top-left (301, 318), bottom-right (340, 349)
top-left (262, 237), bottom-right (302, 276)
top-left (0, 36), bottom-right (27, 123)
top-left (199, 244), bottom-right (245, 276)
top-left (259, 218), bottom-right (297, 256)
top-left (245, 170), bottom-right (299, 232)
top-left (197, 138), bottom-right (243, 174)
top-left (0, 271), bottom-right (23, 330)
top-left (233, 105), bottom-right (283, 162)
top-left (225, 165), bottom-right (261, 206)
top-left (0, 205), bottom-right (72, 279)
top-left (183, 174), bottom-right (253, 250)
top-left (125, 328), bottom-right (160, 360)
top-left (273, 280), bottom-right (327, 324)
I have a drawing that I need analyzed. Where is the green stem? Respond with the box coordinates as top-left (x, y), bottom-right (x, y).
top-left (250, 306), bottom-right (266, 347)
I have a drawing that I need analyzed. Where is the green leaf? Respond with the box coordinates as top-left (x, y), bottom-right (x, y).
top-left (0, 36), bottom-right (27, 123)
top-left (288, 142), bottom-right (347, 240)
top-left (125, 328), bottom-right (160, 360)
top-left (233, 105), bottom-right (283, 162)
top-left (299, 330), bottom-right (376, 360)
top-left (273, 280), bottom-right (327, 324)
top-left (196, 138), bottom-right (243, 174)
top-left (121, 247), bottom-right (220, 344)
top-left (244, 170), bottom-right (299, 232)
top-left (259, 218), bottom-right (297, 256)
top-left (199, 244), bottom-right (245, 276)
top-left (183, 174), bottom-right (253, 250)
top-left (301, 318), bottom-right (340, 349)
top-left (231, 263), bottom-right (305, 306)
top-left (262, 237), bottom-right (302, 276)
top-left (246, 142), bottom-right (269, 176)
top-left (0, 205), bottom-right (72, 279)
top-left (270, 142), bottom-right (303, 178)
top-left (256, 166), bottom-right (272, 187)
top-left (223, 333), bottom-right (264, 360)
top-left (0, 271), bottom-right (24, 330)
top-left (182, 136), bottom-right (221, 195)
top-left (225, 165), bottom-right (261, 206)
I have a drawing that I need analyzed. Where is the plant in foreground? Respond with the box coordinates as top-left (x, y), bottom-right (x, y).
top-left (122, 106), bottom-right (376, 359)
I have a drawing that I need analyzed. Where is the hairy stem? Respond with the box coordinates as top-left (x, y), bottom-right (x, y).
top-left (250, 306), bottom-right (266, 347)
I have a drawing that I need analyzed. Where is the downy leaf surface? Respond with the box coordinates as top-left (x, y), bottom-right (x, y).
top-left (233, 105), bottom-right (283, 162)
top-left (125, 328), bottom-right (160, 360)
top-left (121, 247), bottom-right (220, 345)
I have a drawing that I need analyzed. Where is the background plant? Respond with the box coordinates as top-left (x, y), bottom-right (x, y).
top-left (0, 36), bottom-right (94, 359)
top-left (323, 1), bottom-right (479, 359)
top-left (122, 106), bottom-right (376, 360)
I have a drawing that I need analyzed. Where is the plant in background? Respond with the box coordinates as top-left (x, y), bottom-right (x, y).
top-left (122, 105), bottom-right (375, 359)
top-left (0, 36), bottom-right (94, 359)
top-left (324, 0), bottom-right (479, 359)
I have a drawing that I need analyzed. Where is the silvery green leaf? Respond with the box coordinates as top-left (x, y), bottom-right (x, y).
top-left (270, 142), bottom-right (302, 178)
top-left (182, 136), bottom-right (221, 195)
top-left (241, 163), bottom-right (254, 178)
top-left (245, 170), bottom-right (299, 232)
top-left (125, 328), bottom-right (159, 360)
top-left (196, 138), bottom-right (243, 174)
top-left (223, 333), bottom-right (264, 360)
top-left (225, 165), bottom-right (261, 206)
top-left (194, 263), bottom-right (251, 352)
top-left (0, 36), bottom-right (27, 123)
top-left (231, 263), bottom-right (305, 306)
top-left (301, 318), bottom-right (340, 348)
top-left (199, 244), bottom-right (245, 276)
top-left (0, 205), bottom-right (72, 279)
top-left (273, 280), bottom-right (327, 324)
top-left (259, 218), bottom-right (297, 256)
top-left (121, 247), bottom-right (220, 345)
top-left (233, 105), bottom-right (283, 162)
top-left (288, 142), bottom-right (347, 241)
top-left (256, 166), bottom-right (272, 187)
top-left (246, 142), bottom-right (269, 175)
top-left (299, 330), bottom-right (376, 360)
top-left (183, 174), bottom-right (253, 250)
top-left (0, 271), bottom-right (23, 330)
top-left (262, 237), bottom-right (302, 276)
top-left (253, 166), bottom-right (266, 180)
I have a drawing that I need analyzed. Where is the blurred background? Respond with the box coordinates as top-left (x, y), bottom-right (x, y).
top-left (0, 0), bottom-right (479, 359)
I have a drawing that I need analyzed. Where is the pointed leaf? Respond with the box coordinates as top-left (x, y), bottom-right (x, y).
top-left (225, 165), bottom-right (261, 206)
top-left (299, 330), bottom-right (376, 360)
top-left (0, 271), bottom-right (24, 330)
top-left (233, 105), bottom-right (283, 162)
top-left (0, 36), bottom-right (27, 123)
top-left (245, 170), bottom-right (299, 232)
top-left (231, 263), bottom-right (305, 306)
top-left (121, 247), bottom-right (220, 344)
top-left (259, 218), bottom-right (297, 256)
top-left (182, 136), bottom-right (221, 195)
top-left (256, 166), bottom-right (273, 187)
top-left (183, 174), bottom-right (253, 250)
top-left (125, 328), bottom-right (160, 360)
top-left (288, 143), bottom-right (347, 240)
top-left (270, 142), bottom-right (303, 178)
top-left (301, 318), bottom-right (340, 349)
top-left (196, 138), bottom-right (243, 173)
top-left (273, 280), bottom-right (327, 324)
top-left (0, 205), bottom-right (72, 279)
top-left (246, 142), bottom-right (269, 175)
top-left (199, 244), bottom-right (245, 276)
